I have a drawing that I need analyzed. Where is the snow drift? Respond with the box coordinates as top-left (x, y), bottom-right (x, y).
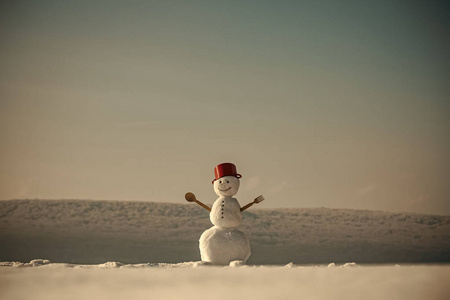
top-left (0, 199), bottom-right (449, 264)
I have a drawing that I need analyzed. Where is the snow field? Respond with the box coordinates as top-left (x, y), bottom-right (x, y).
top-left (1, 199), bottom-right (449, 265)
top-left (1, 264), bottom-right (449, 300)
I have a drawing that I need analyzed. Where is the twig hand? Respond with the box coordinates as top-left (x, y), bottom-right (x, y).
top-left (241, 195), bottom-right (264, 212)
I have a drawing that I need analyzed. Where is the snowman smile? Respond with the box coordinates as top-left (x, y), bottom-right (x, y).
top-left (218, 187), bottom-right (231, 192)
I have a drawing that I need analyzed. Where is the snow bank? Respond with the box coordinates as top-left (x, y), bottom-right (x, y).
top-left (1, 199), bottom-right (449, 264)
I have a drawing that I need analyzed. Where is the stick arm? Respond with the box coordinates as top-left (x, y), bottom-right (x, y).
top-left (194, 200), bottom-right (211, 212)
top-left (241, 195), bottom-right (264, 212)
top-left (240, 202), bottom-right (255, 212)
top-left (185, 192), bottom-right (211, 212)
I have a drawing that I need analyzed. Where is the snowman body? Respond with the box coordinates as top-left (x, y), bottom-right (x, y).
top-left (210, 196), bottom-right (242, 228)
top-left (199, 175), bottom-right (251, 265)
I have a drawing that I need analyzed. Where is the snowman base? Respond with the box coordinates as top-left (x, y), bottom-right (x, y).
top-left (199, 226), bottom-right (251, 265)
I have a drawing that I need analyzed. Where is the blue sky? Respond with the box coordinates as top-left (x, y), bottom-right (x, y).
top-left (1, 0), bottom-right (449, 214)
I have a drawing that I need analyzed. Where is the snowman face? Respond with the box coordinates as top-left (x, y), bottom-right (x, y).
top-left (213, 176), bottom-right (240, 197)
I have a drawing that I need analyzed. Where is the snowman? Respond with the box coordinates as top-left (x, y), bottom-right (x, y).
top-left (185, 163), bottom-right (264, 265)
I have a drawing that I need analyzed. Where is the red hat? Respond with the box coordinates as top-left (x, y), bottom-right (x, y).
top-left (212, 163), bottom-right (242, 184)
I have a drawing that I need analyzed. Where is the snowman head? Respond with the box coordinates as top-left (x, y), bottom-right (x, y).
top-left (212, 163), bottom-right (242, 197)
top-left (213, 175), bottom-right (240, 197)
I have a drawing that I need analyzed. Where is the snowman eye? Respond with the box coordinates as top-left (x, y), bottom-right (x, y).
top-left (226, 180), bottom-right (229, 183)
top-left (219, 180), bottom-right (222, 183)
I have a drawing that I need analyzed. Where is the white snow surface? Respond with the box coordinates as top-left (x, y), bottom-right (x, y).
top-left (0, 261), bottom-right (449, 300)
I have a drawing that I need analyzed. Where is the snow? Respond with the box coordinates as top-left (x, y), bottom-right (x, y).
top-left (1, 199), bottom-right (449, 264)
top-left (199, 226), bottom-right (250, 264)
top-left (210, 197), bottom-right (242, 228)
top-left (1, 261), bottom-right (449, 300)
top-left (213, 175), bottom-right (241, 198)
top-left (1, 199), bottom-right (449, 299)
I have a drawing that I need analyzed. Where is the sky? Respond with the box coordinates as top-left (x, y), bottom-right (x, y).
top-left (1, 0), bottom-right (449, 214)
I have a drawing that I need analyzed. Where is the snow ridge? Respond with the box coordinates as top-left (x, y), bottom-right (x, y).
top-left (0, 199), bottom-right (449, 264)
